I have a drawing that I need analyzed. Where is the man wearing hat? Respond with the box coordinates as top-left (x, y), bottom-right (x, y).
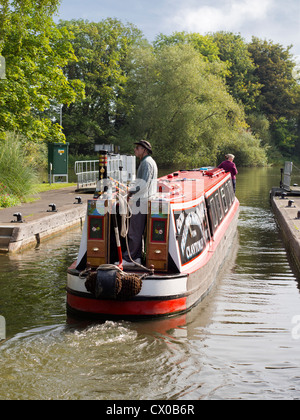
top-left (122, 140), bottom-right (158, 267)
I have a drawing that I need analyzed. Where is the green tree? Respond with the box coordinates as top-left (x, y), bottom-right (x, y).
top-left (246, 113), bottom-right (271, 147)
top-left (153, 31), bottom-right (227, 80)
top-left (248, 38), bottom-right (298, 122)
top-left (218, 130), bottom-right (267, 167)
top-left (154, 31), bottom-right (220, 63)
top-left (248, 37), bottom-right (300, 157)
top-left (58, 18), bottom-right (145, 154)
top-left (120, 44), bottom-right (266, 167)
top-left (212, 32), bottom-right (262, 112)
top-left (0, 0), bottom-right (84, 142)
top-left (272, 117), bottom-right (298, 154)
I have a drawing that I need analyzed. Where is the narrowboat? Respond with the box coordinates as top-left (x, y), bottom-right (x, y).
top-left (67, 160), bottom-right (239, 319)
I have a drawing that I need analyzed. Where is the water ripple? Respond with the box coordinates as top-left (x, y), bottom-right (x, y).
top-left (1, 169), bottom-right (300, 400)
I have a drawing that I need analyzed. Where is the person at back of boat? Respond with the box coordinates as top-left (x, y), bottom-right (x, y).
top-left (118, 140), bottom-right (158, 267)
top-left (218, 154), bottom-right (238, 193)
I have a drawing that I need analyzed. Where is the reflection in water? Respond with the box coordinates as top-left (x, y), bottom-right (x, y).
top-left (1, 167), bottom-right (300, 400)
top-left (0, 230), bottom-right (81, 338)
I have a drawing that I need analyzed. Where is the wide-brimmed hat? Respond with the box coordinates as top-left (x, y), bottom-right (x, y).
top-left (134, 140), bottom-right (153, 154)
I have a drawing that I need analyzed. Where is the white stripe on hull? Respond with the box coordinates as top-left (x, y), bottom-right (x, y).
top-left (67, 273), bottom-right (188, 298)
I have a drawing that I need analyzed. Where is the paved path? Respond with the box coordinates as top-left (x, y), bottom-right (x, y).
top-left (0, 186), bottom-right (89, 224)
top-left (271, 192), bottom-right (300, 272)
top-left (0, 186), bottom-right (92, 252)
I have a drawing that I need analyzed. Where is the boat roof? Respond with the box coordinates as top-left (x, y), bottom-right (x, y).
top-left (157, 168), bottom-right (231, 204)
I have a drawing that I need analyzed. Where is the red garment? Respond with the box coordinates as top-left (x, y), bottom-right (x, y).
top-left (218, 160), bottom-right (238, 179)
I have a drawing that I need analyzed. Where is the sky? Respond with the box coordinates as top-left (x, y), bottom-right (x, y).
top-left (55, 0), bottom-right (300, 58)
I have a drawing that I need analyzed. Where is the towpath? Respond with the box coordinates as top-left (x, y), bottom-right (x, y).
top-left (0, 186), bottom-right (90, 252)
top-left (271, 193), bottom-right (300, 272)
top-left (0, 186), bottom-right (87, 223)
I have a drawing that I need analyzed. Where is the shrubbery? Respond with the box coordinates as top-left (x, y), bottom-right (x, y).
top-left (0, 132), bottom-right (39, 207)
top-left (0, 183), bottom-right (20, 208)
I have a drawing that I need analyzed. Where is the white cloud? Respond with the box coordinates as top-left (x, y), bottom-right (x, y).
top-left (56, 0), bottom-right (300, 55)
top-left (169, 0), bottom-right (274, 33)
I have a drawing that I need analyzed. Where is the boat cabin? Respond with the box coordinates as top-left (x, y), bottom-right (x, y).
top-left (67, 165), bottom-right (239, 319)
top-left (80, 167), bottom-right (236, 275)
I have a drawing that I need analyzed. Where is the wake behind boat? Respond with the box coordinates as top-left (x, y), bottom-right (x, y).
top-left (67, 153), bottom-right (239, 319)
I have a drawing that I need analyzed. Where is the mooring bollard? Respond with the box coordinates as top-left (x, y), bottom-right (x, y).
top-left (11, 212), bottom-right (23, 223)
top-left (47, 203), bottom-right (57, 212)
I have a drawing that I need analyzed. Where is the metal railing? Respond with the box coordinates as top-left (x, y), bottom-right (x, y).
top-left (74, 155), bottom-right (136, 190)
top-left (74, 160), bottom-right (98, 190)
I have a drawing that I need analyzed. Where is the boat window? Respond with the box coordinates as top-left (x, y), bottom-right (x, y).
top-left (225, 180), bottom-right (234, 207)
top-left (206, 180), bottom-right (235, 236)
top-left (202, 203), bottom-right (211, 242)
top-left (198, 201), bottom-right (210, 244)
top-left (215, 192), bottom-right (224, 222)
top-left (221, 187), bottom-right (228, 214)
top-left (224, 182), bottom-right (231, 207)
top-left (209, 196), bottom-right (218, 230)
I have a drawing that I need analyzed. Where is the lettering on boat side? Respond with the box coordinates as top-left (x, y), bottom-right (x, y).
top-left (0, 315), bottom-right (6, 341)
top-left (106, 404), bottom-right (195, 416)
top-left (174, 202), bottom-right (209, 265)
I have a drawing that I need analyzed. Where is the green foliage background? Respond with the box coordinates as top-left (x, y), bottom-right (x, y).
top-left (0, 132), bottom-right (39, 206)
top-left (0, 1), bottom-right (299, 205)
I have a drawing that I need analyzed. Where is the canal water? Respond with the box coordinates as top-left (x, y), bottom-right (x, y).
top-left (0, 167), bottom-right (300, 400)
